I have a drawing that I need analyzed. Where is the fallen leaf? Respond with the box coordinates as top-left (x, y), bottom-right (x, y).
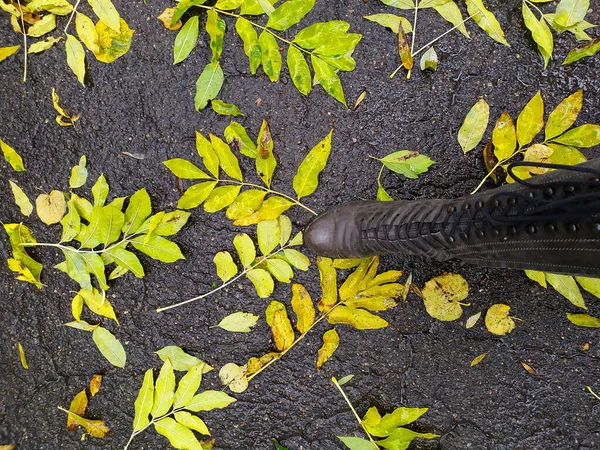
top-left (465, 311), bottom-right (481, 329)
top-left (217, 311), bottom-right (259, 332)
top-left (271, 308), bottom-right (295, 351)
top-left (1, 138), bottom-right (25, 172)
top-left (458, 98), bottom-right (489, 154)
top-left (156, 346), bottom-right (213, 372)
top-left (9, 181), bottom-right (33, 216)
top-left (0, 45), bottom-right (20, 62)
top-left (316, 328), bottom-right (339, 369)
top-left (95, 18), bottom-right (134, 63)
top-left (65, 34), bottom-right (86, 85)
top-left (521, 361), bottom-right (536, 375)
top-left (90, 374), bottom-right (102, 397)
top-left (67, 390), bottom-right (88, 431)
top-left (566, 313), bottom-right (600, 328)
top-left (354, 90), bottom-right (366, 110)
top-left (485, 304), bottom-right (516, 336)
top-left (18, 343), bottom-right (28, 369)
top-left (60, 408), bottom-right (109, 438)
top-left (291, 283), bottom-right (315, 334)
top-left (158, 8), bottom-right (182, 30)
top-left (563, 38), bottom-right (600, 65)
top-left (36, 190), bottom-right (66, 225)
top-left (218, 362), bottom-right (249, 393)
top-left (422, 273), bottom-right (469, 321)
top-left (92, 326), bottom-right (126, 368)
top-left (419, 46), bottom-right (438, 71)
top-left (470, 352), bottom-right (488, 367)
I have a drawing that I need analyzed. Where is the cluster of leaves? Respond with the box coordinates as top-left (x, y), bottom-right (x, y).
top-left (333, 376), bottom-right (439, 450)
top-left (521, 0), bottom-right (598, 67)
top-left (59, 374), bottom-right (107, 439)
top-left (159, 0), bottom-right (361, 109)
top-left (125, 351), bottom-right (235, 450)
top-left (372, 150), bottom-right (436, 201)
top-left (5, 156), bottom-right (190, 366)
top-left (0, 0), bottom-right (134, 83)
top-left (217, 256), bottom-right (407, 393)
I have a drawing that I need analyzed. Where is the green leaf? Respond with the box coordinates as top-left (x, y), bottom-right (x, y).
top-left (122, 188), bottom-right (152, 235)
top-left (433, 1), bottom-right (470, 38)
top-left (157, 346), bottom-right (213, 372)
top-left (555, 0), bottom-right (589, 27)
top-left (226, 189), bottom-right (266, 220)
top-left (57, 250), bottom-right (90, 289)
top-left (154, 417), bottom-right (203, 450)
top-left (257, 219), bottom-right (280, 254)
top-left (4, 224), bottom-right (42, 288)
top-left (267, 0), bottom-right (316, 31)
top-left (59, 198), bottom-right (81, 242)
top-left (152, 359), bottom-right (176, 417)
top-left (294, 21), bottom-right (350, 49)
top-left (563, 38), bottom-right (600, 65)
top-left (1, 138), bottom-right (25, 172)
top-left (287, 45), bottom-right (312, 95)
top-left (525, 269), bottom-right (547, 288)
top-left (196, 131), bottom-right (220, 177)
top-left (337, 436), bottom-right (376, 450)
top-left (364, 13), bottom-right (412, 33)
top-left (71, 193), bottom-right (93, 221)
top-left (164, 158), bottom-right (211, 180)
top-left (174, 411), bottom-right (210, 435)
top-left (131, 234), bottom-right (185, 263)
top-left (259, 31), bottom-right (282, 82)
top-left (327, 305), bottom-right (388, 329)
top-left (91, 174), bottom-right (110, 207)
top-left (256, 119), bottom-right (277, 188)
top-left (566, 313), bottom-right (600, 328)
top-left (214, 251), bottom-right (239, 282)
top-left (204, 185), bottom-right (242, 212)
top-left (69, 155), bottom-right (88, 188)
top-left (377, 427), bottom-right (439, 450)
top-left (379, 151), bottom-right (435, 178)
top-left (217, 311), bottom-right (260, 332)
top-left (551, 124), bottom-right (600, 148)
top-left (240, 0), bottom-right (277, 15)
top-left (233, 233), bottom-right (256, 268)
top-left (174, 16), bottom-right (199, 64)
top-left (273, 438), bottom-right (290, 450)
top-left (133, 369), bottom-right (154, 432)
top-left (195, 62), bottom-right (224, 111)
top-left (92, 326), bottom-right (126, 368)
top-left (311, 55), bottom-right (346, 106)
top-left (458, 98), bottom-right (489, 154)
top-left (293, 129), bottom-right (332, 199)
top-left (211, 99), bottom-right (245, 117)
top-left (546, 273), bottom-right (586, 309)
top-left (173, 365), bottom-right (204, 410)
top-left (211, 133), bottom-right (243, 181)
top-left (246, 268), bottom-right (275, 298)
top-left (88, 0), bottom-right (120, 32)
top-left (380, 0), bottom-right (415, 9)
top-left (516, 90), bottom-right (544, 148)
top-left (171, 0), bottom-right (208, 25)
top-left (94, 18), bottom-right (134, 63)
top-left (522, 3), bottom-right (553, 68)
top-left (78, 205), bottom-right (125, 248)
top-left (266, 258), bottom-right (294, 282)
top-left (575, 276), bottom-right (600, 298)
top-left (9, 181), bottom-right (33, 216)
top-left (545, 90), bottom-right (583, 141)
top-left (178, 181), bottom-right (218, 209)
top-left (235, 17), bottom-right (261, 74)
top-left (65, 34), bottom-right (86, 85)
top-left (224, 121), bottom-right (257, 158)
top-left (105, 247), bottom-right (144, 278)
top-left (466, 0), bottom-right (509, 46)
top-left (206, 9), bottom-right (226, 64)
top-left (185, 390), bottom-right (237, 411)
top-left (363, 406), bottom-right (428, 437)
top-left (492, 112), bottom-right (516, 161)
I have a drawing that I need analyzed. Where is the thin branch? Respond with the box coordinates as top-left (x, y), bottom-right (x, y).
top-left (64, 0), bottom-right (82, 34)
top-left (410, 0), bottom-right (419, 56)
top-left (16, 0), bottom-right (27, 82)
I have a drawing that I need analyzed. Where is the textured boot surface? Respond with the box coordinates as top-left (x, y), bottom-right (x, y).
top-left (304, 159), bottom-right (600, 277)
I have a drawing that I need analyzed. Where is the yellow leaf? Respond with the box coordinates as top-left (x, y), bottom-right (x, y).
top-left (79, 289), bottom-right (119, 324)
top-left (174, 411), bottom-right (212, 435)
top-left (466, 0), bottom-right (509, 46)
top-left (316, 328), bottom-right (339, 369)
top-left (9, 181), bottom-right (33, 216)
top-left (291, 283), bottom-right (315, 334)
top-left (256, 218), bottom-right (280, 254)
top-left (25, 0), bottom-right (72, 15)
top-left (28, 37), bottom-right (62, 53)
top-left (76, 12), bottom-right (100, 55)
top-left (158, 8), bottom-right (182, 30)
top-left (203, 185), bottom-right (241, 212)
top-left (27, 13), bottom-right (56, 37)
top-left (246, 268), bottom-right (274, 298)
top-left (523, 144), bottom-right (553, 174)
top-left (516, 90), bottom-right (544, 148)
top-left (470, 352), bottom-right (488, 367)
top-left (36, 190), bottom-right (66, 225)
top-left (327, 305), bottom-right (388, 329)
top-left (465, 311), bottom-right (481, 329)
top-left (271, 308), bottom-right (295, 351)
top-left (246, 352), bottom-right (279, 376)
top-left (0, 45), bottom-right (20, 62)
top-left (67, 390), bottom-right (88, 432)
top-left (90, 374), bottom-right (102, 397)
top-left (210, 133), bottom-right (243, 181)
top-left (458, 98), bottom-right (490, 154)
top-left (232, 195), bottom-right (294, 225)
top-left (1, 138), bottom-right (25, 172)
top-left (422, 273), bottom-right (469, 321)
top-left (61, 409), bottom-right (109, 438)
top-left (492, 112), bottom-right (516, 161)
top-left (88, 0), bottom-right (120, 32)
top-left (317, 257), bottom-right (337, 312)
top-left (52, 87), bottom-right (79, 126)
top-left (218, 362), bottom-right (249, 393)
top-left (339, 257), bottom-right (373, 301)
top-left (545, 89), bottom-right (583, 141)
top-left (485, 304), bottom-right (516, 336)
top-left (18, 342), bottom-right (28, 369)
top-left (521, 361), bottom-right (536, 375)
top-left (213, 251), bottom-right (238, 282)
top-left (233, 233), bottom-right (256, 268)
top-left (255, 119), bottom-right (276, 188)
top-left (65, 34), bottom-right (86, 85)
top-left (71, 293), bottom-right (83, 321)
top-left (95, 18), bottom-right (134, 63)
top-left (546, 273), bottom-right (586, 309)
top-left (265, 300), bottom-right (285, 326)
top-left (566, 313), bottom-right (600, 328)
top-left (226, 189), bottom-right (266, 220)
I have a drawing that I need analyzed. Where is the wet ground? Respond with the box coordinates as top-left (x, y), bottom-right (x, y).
top-left (1, 0), bottom-right (599, 449)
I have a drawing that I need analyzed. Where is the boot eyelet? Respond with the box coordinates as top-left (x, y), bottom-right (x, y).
top-left (464, 204), bottom-right (471, 210)
top-left (491, 229), bottom-right (499, 237)
top-left (447, 205), bottom-right (456, 213)
top-left (459, 232), bottom-right (468, 240)
top-left (567, 223), bottom-right (578, 232)
top-left (491, 200), bottom-right (499, 208)
top-left (564, 185), bottom-right (575, 193)
top-left (507, 197), bottom-right (516, 205)
top-left (446, 236), bottom-right (455, 243)
top-left (476, 230), bottom-right (484, 238)
top-left (476, 201), bottom-right (483, 208)
top-left (591, 222), bottom-right (600, 233)
top-left (526, 225), bottom-right (537, 234)
top-left (545, 223), bottom-right (555, 232)
top-left (527, 192), bottom-right (535, 198)
top-left (543, 187), bottom-right (554, 196)
top-left (508, 227), bottom-right (517, 235)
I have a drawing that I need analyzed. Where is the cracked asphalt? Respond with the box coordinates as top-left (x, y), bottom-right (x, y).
top-left (1, 0), bottom-right (599, 449)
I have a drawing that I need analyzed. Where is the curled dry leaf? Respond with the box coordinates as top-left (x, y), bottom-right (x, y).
top-left (316, 328), bottom-right (339, 369)
top-left (90, 374), bottom-right (102, 397)
top-left (485, 304), bottom-right (516, 336)
top-left (67, 390), bottom-right (88, 432)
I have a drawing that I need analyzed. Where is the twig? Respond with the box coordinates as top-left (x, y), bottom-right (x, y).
top-left (64, 0), bottom-right (82, 34)
top-left (16, 0), bottom-right (27, 82)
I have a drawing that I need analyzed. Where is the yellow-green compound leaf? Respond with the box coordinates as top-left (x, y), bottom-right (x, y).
top-left (312, 54), bottom-right (346, 106)
top-left (291, 283), bottom-right (315, 333)
top-left (29, 37), bottom-right (62, 54)
top-left (563, 38), bottom-right (600, 65)
top-left (576, 277), bottom-right (600, 298)
top-left (88, 0), bottom-right (120, 32)
top-left (133, 369), bottom-right (154, 432)
top-left (211, 133), bottom-right (243, 181)
top-left (9, 181), bottom-right (32, 216)
top-left (259, 31), bottom-right (282, 82)
top-left (256, 119), bottom-right (276, 188)
top-left (546, 273), bottom-right (586, 309)
top-left (545, 89), bottom-right (583, 141)
top-left (293, 129), bottom-right (332, 200)
top-left (317, 256), bottom-right (338, 312)
top-left (69, 155), bottom-right (88, 188)
top-left (555, 0), bottom-right (589, 27)
top-left (257, 218), bottom-right (280, 254)
top-left (362, 405), bottom-right (428, 437)
top-left (566, 313), bottom-right (600, 328)
top-left (516, 90), bottom-right (544, 148)
top-left (204, 185), bottom-right (242, 212)
top-left (466, 0), bottom-right (509, 46)
top-left (65, 34), bottom-right (86, 85)
top-left (92, 326), bottom-right (126, 368)
top-left (233, 233), bottom-right (256, 268)
top-left (226, 189), bottom-right (266, 221)
top-left (0, 45), bottom-right (20, 62)
top-left (267, 0), bottom-right (315, 31)
top-left (552, 124), bottom-right (600, 148)
top-left (364, 13), bottom-right (412, 33)
top-left (178, 181), bottom-right (218, 209)
top-left (174, 16), bottom-right (199, 64)
top-left (246, 268), bottom-right (274, 298)
top-left (36, 190), bottom-right (66, 225)
top-left (60, 198), bottom-right (81, 243)
top-left (154, 417), bottom-right (203, 450)
top-left (217, 311), bottom-right (259, 332)
top-left (422, 272), bottom-right (469, 321)
top-left (76, 12), bottom-right (100, 54)
top-left (458, 98), bottom-right (489, 154)
top-left (485, 304), bottom-right (516, 336)
top-left (211, 100), bottom-right (245, 117)
top-left (195, 62), bottom-right (224, 111)
top-left (123, 188), bottom-right (152, 235)
top-left (470, 352), bottom-right (488, 367)
top-left (174, 364), bottom-right (205, 409)
top-left (214, 251), bottom-right (238, 282)
top-left (95, 18), bottom-right (134, 63)
top-left (152, 359), bottom-right (176, 417)
top-left (164, 158), bottom-right (211, 180)
top-left (224, 121), bottom-right (257, 158)
top-left (235, 17), bottom-right (261, 74)
top-left (465, 311), bottom-right (482, 329)
top-left (327, 305), bottom-right (388, 329)
top-left (492, 112), bottom-right (516, 161)
top-left (265, 259), bottom-right (293, 282)
top-left (287, 45), bottom-right (312, 96)
top-left (434, 1), bottom-right (470, 38)
top-left (1, 138), bottom-right (24, 172)
top-left (185, 390), bottom-right (237, 412)
top-left (271, 308), bottom-right (295, 351)
top-left (174, 411), bottom-right (210, 436)
top-left (522, 2), bottom-right (553, 68)
top-left (316, 328), bottom-right (339, 369)
top-left (206, 9), bottom-right (226, 64)
top-left (157, 346), bottom-right (213, 372)
top-left (131, 234), bottom-right (185, 263)
top-left (27, 13), bottom-right (56, 37)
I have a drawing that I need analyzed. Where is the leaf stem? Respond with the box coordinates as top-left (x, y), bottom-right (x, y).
top-left (123, 405), bottom-right (188, 450)
top-left (410, 0), bottom-right (419, 56)
top-left (332, 378), bottom-right (380, 449)
top-left (471, 149), bottom-right (525, 194)
top-left (63, 0), bottom-right (82, 34)
top-left (524, 0), bottom-right (546, 19)
top-left (16, 0), bottom-right (27, 82)
top-left (588, 386), bottom-right (600, 401)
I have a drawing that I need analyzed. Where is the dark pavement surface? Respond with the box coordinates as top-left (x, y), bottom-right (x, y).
top-left (1, 0), bottom-right (599, 449)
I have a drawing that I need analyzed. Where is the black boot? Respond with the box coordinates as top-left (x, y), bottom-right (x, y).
top-left (304, 159), bottom-right (600, 277)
